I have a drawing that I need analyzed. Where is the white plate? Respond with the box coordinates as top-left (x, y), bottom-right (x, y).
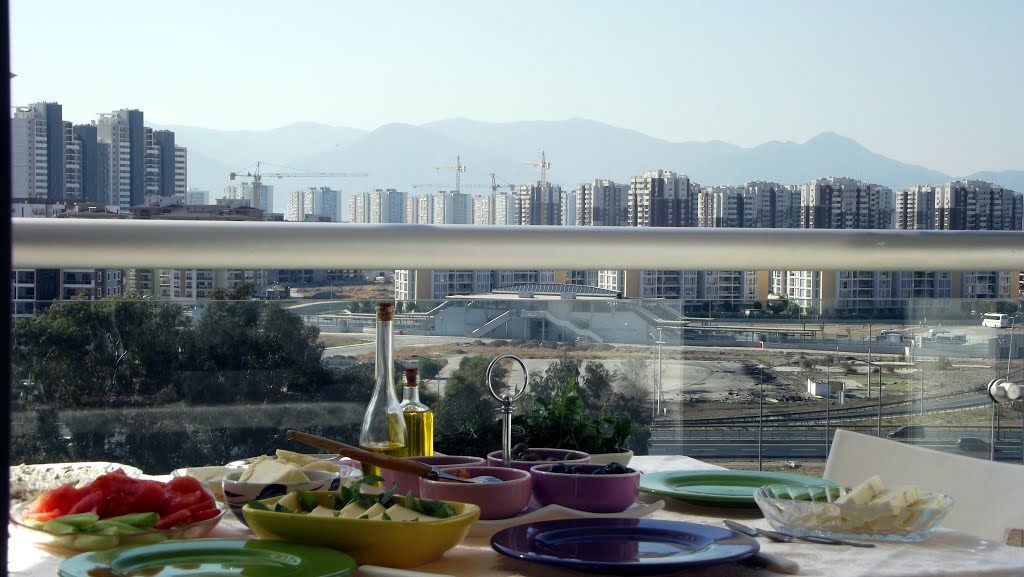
top-left (467, 499), bottom-right (666, 538)
top-left (9, 461), bottom-right (145, 505)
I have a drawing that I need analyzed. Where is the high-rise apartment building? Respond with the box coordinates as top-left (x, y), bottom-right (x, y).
top-left (800, 176), bottom-right (893, 229)
top-left (348, 189), bottom-right (406, 223)
top-left (63, 122), bottom-right (82, 200)
top-left (699, 182), bottom-right (801, 229)
top-left (72, 124), bottom-right (101, 203)
top-left (576, 179), bottom-right (628, 227)
top-left (628, 170), bottom-right (697, 228)
top-left (223, 182), bottom-right (273, 213)
top-left (894, 180), bottom-right (1022, 303)
top-left (289, 187), bottom-right (341, 222)
top-left (516, 182), bottom-right (563, 225)
top-left (432, 191), bottom-right (472, 224)
top-left (12, 103), bottom-right (66, 201)
top-left (96, 109), bottom-right (146, 211)
top-left (773, 177), bottom-right (895, 313)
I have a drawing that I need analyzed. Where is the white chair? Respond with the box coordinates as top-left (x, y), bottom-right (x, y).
top-left (824, 428), bottom-right (1024, 543)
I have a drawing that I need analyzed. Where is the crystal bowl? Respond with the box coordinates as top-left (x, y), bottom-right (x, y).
top-left (753, 484), bottom-right (955, 542)
top-left (9, 503), bottom-right (226, 555)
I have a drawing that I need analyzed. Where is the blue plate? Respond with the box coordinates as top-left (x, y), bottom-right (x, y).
top-left (490, 518), bottom-right (759, 575)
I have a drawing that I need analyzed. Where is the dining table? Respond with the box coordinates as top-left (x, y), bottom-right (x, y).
top-left (8, 455), bottom-right (1024, 577)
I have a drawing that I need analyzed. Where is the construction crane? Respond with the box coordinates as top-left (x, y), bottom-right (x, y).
top-left (228, 161), bottom-right (368, 211)
top-left (433, 156), bottom-right (466, 194)
top-left (412, 183), bottom-right (489, 192)
top-left (523, 151), bottom-right (550, 192)
top-left (489, 173), bottom-right (515, 195)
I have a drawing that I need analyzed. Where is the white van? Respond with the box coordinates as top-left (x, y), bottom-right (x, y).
top-left (981, 313), bottom-right (1011, 328)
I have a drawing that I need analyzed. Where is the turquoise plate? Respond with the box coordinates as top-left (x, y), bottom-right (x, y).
top-left (58, 538), bottom-right (356, 577)
top-left (640, 470), bottom-right (837, 508)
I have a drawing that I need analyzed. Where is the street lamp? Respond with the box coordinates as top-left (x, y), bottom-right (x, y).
top-left (648, 329), bottom-right (664, 419)
top-left (758, 364), bottom-right (765, 471)
top-left (846, 356), bottom-right (884, 437)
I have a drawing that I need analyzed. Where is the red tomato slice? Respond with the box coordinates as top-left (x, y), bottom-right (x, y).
top-left (187, 508), bottom-right (221, 523)
top-left (25, 483), bottom-right (85, 517)
top-left (154, 509), bottom-right (191, 530)
top-left (66, 491), bottom-right (104, 515)
top-left (160, 490), bottom-right (205, 516)
top-left (167, 476), bottom-right (205, 495)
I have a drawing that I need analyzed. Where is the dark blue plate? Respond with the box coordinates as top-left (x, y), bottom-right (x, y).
top-left (490, 518), bottom-right (759, 575)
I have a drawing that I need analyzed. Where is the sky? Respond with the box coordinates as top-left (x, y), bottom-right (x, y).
top-left (10, 0), bottom-right (1023, 176)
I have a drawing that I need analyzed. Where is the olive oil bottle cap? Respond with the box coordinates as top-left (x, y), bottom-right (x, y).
top-left (376, 302), bottom-right (394, 321)
top-left (404, 367), bottom-right (419, 387)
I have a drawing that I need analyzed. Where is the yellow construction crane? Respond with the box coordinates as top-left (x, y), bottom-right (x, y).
top-left (433, 156), bottom-right (466, 194)
top-left (229, 161), bottom-right (368, 211)
top-left (523, 151), bottom-right (550, 192)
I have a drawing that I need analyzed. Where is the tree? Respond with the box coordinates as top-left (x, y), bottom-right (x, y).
top-left (580, 361), bottom-right (614, 410)
top-left (433, 356), bottom-right (502, 457)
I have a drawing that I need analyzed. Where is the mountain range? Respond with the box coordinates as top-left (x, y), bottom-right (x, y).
top-left (156, 119), bottom-right (1024, 217)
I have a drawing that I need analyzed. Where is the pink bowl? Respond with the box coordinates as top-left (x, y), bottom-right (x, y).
top-left (530, 463), bottom-right (640, 513)
top-left (486, 448), bottom-right (590, 471)
top-left (419, 466), bottom-right (532, 520)
top-left (380, 455), bottom-right (486, 497)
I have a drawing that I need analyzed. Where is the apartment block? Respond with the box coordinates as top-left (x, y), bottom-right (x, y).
top-left (12, 102), bottom-right (65, 201)
top-left (800, 176), bottom-right (893, 229)
top-left (71, 124), bottom-right (101, 203)
top-left (63, 122), bottom-right (82, 200)
top-left (223, 182), bottom-right (273, 213)
top-left (895, 180), bottom-right (1022, 303)
top-left (96, 109), bottom-right (146, 211)
top-left (628, 169), bottom-right (697, 228)
top-left (516, 182), bottom-right (563, 225)
top-left (432, 191), bottom-right (472, 224)
top-left (576, 180), bottom-right (628, 226)
top-left (289, 187), bottom-right (341, 222)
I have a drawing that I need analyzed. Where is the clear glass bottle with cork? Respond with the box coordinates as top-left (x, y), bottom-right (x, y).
top-left (359, 302), bottom-right (407, 478)
top-left (399, 367), bottom-right (434, 457)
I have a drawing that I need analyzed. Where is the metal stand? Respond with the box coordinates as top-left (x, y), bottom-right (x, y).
top-left (486, 355), bottom-right (529, 467)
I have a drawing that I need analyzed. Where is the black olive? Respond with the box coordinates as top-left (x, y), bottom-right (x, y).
top-left (550, 463), bottom-right (567, 473)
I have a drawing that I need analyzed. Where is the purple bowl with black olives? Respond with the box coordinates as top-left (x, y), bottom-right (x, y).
top-left (529, 462), bottom-right (640, 513)
top-left (486, 448), bottom-right (590, 472)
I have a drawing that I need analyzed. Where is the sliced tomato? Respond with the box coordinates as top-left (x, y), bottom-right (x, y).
top-left (160, 490), bottom-right (206, 516)
top-left (154, 509), bottom-right (191, 530)
top-left (25, 483), bottom-right (85, 517)
top-left (21, 509), bottom-right (62, 523)
top-left (167, 475), bottom-right (205, 495)
top-left (66, 491), bottom-right (104, 515)
top-left (187, 508), bottom-right (221, 523)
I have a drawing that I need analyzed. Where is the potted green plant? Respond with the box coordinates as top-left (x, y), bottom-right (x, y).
top-left (511, 379), bottom-right (634, 465)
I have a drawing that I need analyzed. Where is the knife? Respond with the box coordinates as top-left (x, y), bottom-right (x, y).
top-left (724, 519), bottom-right (874, 548)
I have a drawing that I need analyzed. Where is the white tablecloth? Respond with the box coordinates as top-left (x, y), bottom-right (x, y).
top-left (8, 456), bottom-right (1024, 577)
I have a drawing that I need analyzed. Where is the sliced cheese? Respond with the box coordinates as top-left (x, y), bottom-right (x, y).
top-left (275, 492), bottom-right (302, 512)
top-left (275, 449), bottom-right (325, 467)
top-left (338, 502), bottom-right (367, 519)
top-left (869, 486), bottom-right (922, 509)
top-left (836, 474), bottom-right (885, 505)
top-left (382, 504), bottom-right (428, 522)
top-left (301, 460), bottom-right (340, 474)
top-left (239, 458), bottom-right (309, 484)
top-left (362, 503), bottom-right (387, 519)
top-left (308, 506), bottom-right (341, 518)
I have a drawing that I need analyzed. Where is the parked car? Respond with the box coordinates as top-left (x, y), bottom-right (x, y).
top-left (956, 437), bottom-right (991, 452)
top-left (886, 424), bottom-right (928, 439)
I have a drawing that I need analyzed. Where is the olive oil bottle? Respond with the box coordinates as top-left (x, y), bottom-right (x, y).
top-left (359, 303), bottom-right (407, 478)
top-left (399, 367), bottom-right (434, 457)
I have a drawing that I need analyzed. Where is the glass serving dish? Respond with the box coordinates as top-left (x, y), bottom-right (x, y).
top-left (753, 484), bottom-right (955, 542)
top-left (8, 503), bottom-right (227, 554)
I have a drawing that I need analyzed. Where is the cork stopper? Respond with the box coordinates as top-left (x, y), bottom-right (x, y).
top-left (376, 302), bottom-right (394, 322)
top-left (404, 367), bottom-right (419, 387)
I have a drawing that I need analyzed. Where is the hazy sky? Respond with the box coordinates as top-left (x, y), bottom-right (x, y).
top-left (10, 0), bottom-right (1023, 175)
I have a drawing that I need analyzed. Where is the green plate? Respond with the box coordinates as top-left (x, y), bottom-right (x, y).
top-left (58, 538), bottom-right (356, 577)
top-left (640, 470), bottom-right (838, 508)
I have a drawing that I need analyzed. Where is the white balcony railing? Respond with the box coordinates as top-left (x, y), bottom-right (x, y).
top-left (11, 218), bottom-right (1024, 271)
